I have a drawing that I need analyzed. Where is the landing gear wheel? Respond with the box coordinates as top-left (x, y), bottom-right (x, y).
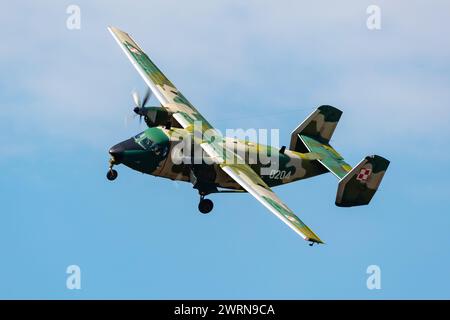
top-left (106, 169), bottom-right (118, 181)
top-left (198, 198), bottom-right (214, 214)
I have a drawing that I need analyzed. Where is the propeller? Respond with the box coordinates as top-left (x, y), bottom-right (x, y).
top-left (132, 88), bottom-right (152, 123)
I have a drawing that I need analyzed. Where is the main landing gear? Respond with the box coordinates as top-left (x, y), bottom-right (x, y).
top-left (106, 159), bottom-right (118, 181)
top-left (198, 196), bottom-right (214, 214)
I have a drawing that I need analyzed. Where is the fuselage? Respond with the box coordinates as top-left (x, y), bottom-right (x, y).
top-left (109, 126), bottom-right (327, 190)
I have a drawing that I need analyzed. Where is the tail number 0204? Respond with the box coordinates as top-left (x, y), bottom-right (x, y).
top-left (269, 170), bottom-right (291, 179)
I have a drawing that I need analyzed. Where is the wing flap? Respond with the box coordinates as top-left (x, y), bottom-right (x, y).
top-left (220, 164), bottom-right (323, 244)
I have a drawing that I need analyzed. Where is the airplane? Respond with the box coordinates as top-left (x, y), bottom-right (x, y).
top-left (106, 26), bottom-right (390, 246)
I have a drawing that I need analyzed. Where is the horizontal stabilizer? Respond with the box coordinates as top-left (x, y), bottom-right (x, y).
top-left (291, 105), bottom-right (351, 179)
top-left (336, 155), bottom-right (390, 207)
top-left (299, 134), bottom-right (352, 179)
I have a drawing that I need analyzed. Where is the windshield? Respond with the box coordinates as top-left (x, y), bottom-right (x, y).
top-left (133, 132), bottom-right (168, 157)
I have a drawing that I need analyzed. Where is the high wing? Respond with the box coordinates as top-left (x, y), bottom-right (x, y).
top-left (109, 26), bottom-right (323, 244)
top-left (108, 26), bottom-right (213, 130)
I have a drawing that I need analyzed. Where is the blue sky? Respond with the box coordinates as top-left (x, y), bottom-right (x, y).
top-left (1, 0), bottom-right (449, 299)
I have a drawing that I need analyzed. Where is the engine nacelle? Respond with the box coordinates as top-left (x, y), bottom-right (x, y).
top-left (143, 107), bottom-right (170, 127)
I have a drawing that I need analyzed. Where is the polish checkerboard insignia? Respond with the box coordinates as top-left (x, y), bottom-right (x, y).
top-left (127, 45), bottom-right (141, 55)
top-left (356, 167), bottom-right (372, 182)
top-left (287, 216), bottom-right (297, 223)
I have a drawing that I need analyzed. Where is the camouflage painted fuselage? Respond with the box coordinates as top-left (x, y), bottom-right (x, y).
top-left (111, 126), bottom-right (327, 191)
top-left (107, 26), bottom-right (390, 244)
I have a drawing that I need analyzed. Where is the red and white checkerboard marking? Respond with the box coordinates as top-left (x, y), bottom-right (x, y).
top-left (356, 168), bottom-right (372, 182)
top-left (287, 216), bottom-right (297, 223)
top-left (128, 45), bottom-right (141, 55)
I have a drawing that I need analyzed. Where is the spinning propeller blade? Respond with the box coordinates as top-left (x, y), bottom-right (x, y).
top-left (131, 88), bottom-right (152, 124)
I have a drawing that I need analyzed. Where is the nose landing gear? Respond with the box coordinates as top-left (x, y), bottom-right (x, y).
top-left (107, 169), bottom-right (118, 181)
top-left (106, 159), bottom-right (118, 181)
top-left (198, 196), bottom-right (214, 214)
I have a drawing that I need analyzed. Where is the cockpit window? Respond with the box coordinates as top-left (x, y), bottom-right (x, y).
top-left (139, 137), bottom-right (154, 150)
top-left (134, 133), bottom-right (169, 157)
top-left (134, 132), bottom-right (145, 140)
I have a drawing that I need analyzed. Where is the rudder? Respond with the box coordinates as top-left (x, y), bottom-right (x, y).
top-left (335, 155), bottom-right (390, 207)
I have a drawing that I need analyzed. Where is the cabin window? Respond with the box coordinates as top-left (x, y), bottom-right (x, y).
top-left (139, 137), bottom-right (154, 150)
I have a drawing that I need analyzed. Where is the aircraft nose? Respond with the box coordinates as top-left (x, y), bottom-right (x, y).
top-left (109, 138), bottom-right (143, 163)
top-left (109, 145), bottom-right (124, 162)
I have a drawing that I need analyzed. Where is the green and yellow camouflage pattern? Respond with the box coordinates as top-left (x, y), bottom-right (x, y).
top-left (108, 26), bottom-right (390, 245)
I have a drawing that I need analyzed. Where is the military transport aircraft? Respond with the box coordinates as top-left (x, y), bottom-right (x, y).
top-left (107, 26), bottom-right (390, 245)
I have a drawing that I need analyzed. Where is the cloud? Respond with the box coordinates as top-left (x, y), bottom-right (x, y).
top-left (0, 0), bottom-right (449, 152)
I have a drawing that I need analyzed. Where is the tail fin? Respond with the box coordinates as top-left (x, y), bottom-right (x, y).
top-left (335, 155), bottom-right (390, 207)
top-left (290, 105), bottom-right (390, 207)
top-left (291, 105), bottom-right (351, 179)
top-left (290, 105), bottom-right (342, 152)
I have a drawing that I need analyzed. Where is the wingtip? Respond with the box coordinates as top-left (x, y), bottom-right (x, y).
top-left (107, 26), bottom-right (126, 35)
top-left (307, 237), bottom-right (325, 245)
top-left (107, 26), bottom-right (116, 36)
